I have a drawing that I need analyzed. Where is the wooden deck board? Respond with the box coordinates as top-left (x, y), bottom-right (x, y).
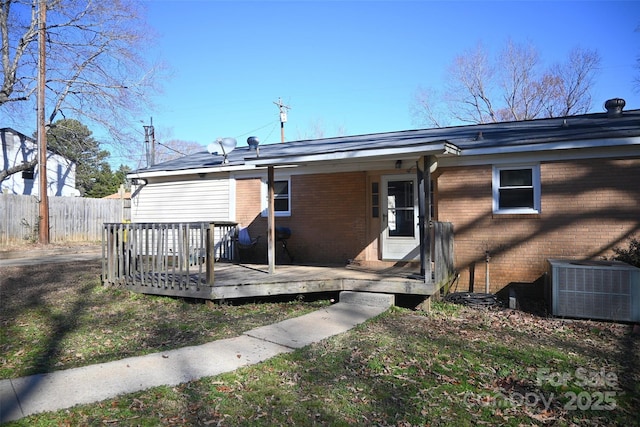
top-left (106, 262), bottom-right (434, 300)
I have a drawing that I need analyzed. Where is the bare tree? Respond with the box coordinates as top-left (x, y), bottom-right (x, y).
top-left (497, 39), bottom-right (548, 121)
top-left (411, 86), bottom-right (447, 128)
top-left (1, 0), bottom-right (162, 176)
top-left (543, 47), bottom-right (600, 117)
top-left (413, 40), bottom-right (601, 127)
top-left (295, 118), bottom-right (348, 140)
top-left (154, 139), bottom-right (205, 164)
top-left (445, 42), bottom-right (498, 124)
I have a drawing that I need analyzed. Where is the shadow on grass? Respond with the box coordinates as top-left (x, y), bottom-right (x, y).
top-left (0, 261), bottom-right (100, 420)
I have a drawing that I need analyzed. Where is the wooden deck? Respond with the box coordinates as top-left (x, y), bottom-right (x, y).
top-left (115, 262), bottom-right (434, 300)
top-left (102, 221), bottom-right (452, 301)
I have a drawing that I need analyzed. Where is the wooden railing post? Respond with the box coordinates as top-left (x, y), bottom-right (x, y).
top-left (206, 222), bottom-right (215, 285)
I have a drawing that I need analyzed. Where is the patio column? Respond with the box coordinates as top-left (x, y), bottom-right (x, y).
top-left (267, 166), bottom-right (276, 274)
top-left (417, 156), bottom-right (432, 283)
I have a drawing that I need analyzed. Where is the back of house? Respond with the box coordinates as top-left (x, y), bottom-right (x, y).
top-left (127, 98), bottom-right (640, 301)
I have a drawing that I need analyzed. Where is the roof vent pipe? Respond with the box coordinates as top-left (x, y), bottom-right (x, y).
top-left (604, 98), bottom-right (625, 118)
top-left (247, 136), bottom-right (260, 157)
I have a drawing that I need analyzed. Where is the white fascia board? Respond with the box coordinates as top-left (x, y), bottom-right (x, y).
top-left (461, 136), bottom-right (640, 157)
top-left (127, 164), bottom-right (257, 179)
top-left (440, 140), bottom-right (640, 168)
top-left (244, 142), bottom-right (453, 166)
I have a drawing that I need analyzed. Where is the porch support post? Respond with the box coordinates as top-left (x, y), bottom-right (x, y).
top-left (207, 222), bottom-right (215, 285)
top-left (267, 166), bottom-right (276, 274)
top-left (417, 156), bottom-right (432, 283)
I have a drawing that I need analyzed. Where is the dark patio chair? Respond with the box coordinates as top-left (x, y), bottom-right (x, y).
top-left (234, 226), bottom-right (260, 262)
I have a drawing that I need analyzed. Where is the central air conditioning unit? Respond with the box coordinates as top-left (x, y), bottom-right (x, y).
top-left (547, 259), bottom-right (640, 322)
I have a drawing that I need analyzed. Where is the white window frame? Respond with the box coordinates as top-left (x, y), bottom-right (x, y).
top-left (261, 177), bottom-right (291, 217)
top-left (492, 164), bottom-right (541, 214)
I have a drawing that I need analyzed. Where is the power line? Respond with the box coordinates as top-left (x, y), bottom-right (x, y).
top-left (234, 119), bottom-right (279, 139)
top-left (155, 141), bottom-right (188, 157)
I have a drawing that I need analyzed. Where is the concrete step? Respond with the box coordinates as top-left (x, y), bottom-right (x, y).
top-left (339, 290), bottom-right (395, 308)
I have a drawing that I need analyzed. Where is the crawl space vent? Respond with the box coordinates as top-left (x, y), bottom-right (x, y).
top-left (547, 259), bottom-right (640, 322)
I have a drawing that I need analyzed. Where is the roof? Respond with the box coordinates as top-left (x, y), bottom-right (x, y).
top-left (102, 192), bottom-right (131, 199)
top-left (131, 107), bottom-right (640, 177)
top-left (1, 127), bottom-right (73, 162)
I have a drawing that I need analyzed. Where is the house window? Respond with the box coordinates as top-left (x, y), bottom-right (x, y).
top-left (371, 182), bottom-right (379, 218)
top-left (492, 165), bottom-right (540, 214)
top-left (261, 178), bottom-right (291, 217)
top-left (22, 167), bottom-right (35, 180)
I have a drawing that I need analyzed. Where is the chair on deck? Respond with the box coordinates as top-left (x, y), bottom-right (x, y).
top-left (234, 226), bottom-right (260, 263)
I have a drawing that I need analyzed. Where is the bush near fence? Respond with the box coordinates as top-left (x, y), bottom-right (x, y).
top-left (0, 193), bottom-right (130, 245)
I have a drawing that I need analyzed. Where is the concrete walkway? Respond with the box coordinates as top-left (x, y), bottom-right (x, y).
top-left (0, 291), bottom-right (393, 423)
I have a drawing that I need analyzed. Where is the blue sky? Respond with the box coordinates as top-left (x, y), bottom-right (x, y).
top-left (140, 0), bottom-right (639, 154)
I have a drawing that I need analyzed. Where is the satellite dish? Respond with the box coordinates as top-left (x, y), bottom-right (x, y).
top-left (208, 137), bottom-right (237, 163)
top-left (218, 137), bottom-right (237, 155)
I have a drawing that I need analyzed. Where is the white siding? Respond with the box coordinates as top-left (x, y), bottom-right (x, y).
top-left (1, 128), bottom-right (79, 197)
top-left (131, 177), bottom-right (232, 222)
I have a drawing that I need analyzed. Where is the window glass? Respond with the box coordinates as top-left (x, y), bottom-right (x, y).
top-left (274, 181), bottom-right (288, 197)
top-left (499, 188), bottom-right (534, 209)
top-left (22, 168), bottom-right (35, 180)
top-left (261, 178), bottom-right (291, 216)
top-left (274, 181), bottom-right (289, 212)
top-left (493, 165), bottom-right (540, 214)
top-left (499, 169), bottom-right (532, 187)
top-left (387, 180), bottom-right (415, 237)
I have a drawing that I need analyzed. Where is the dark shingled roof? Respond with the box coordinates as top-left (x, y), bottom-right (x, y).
top-left (134, 108), bottom-right (640, 175)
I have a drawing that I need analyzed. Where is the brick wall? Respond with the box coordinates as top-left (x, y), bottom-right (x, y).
top-left (235, 172), bottom-right (368, 264)
top-left (436, 157), bottom-right (640, 293)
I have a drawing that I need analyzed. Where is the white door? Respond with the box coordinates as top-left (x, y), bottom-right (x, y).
top-left (381, 175), bottom-right (420, 261)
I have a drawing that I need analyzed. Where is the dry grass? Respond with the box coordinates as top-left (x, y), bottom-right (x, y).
top-left (1, 254), bottom-right (639, 426)
top-left (0, 260), bottom-right (330, 379)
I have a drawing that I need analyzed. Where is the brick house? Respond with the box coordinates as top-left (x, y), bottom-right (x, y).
top-left (128, 99), bottom-right (640, 294)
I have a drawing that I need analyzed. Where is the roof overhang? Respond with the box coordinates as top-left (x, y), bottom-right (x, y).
top-left (128, 164), bottom-right (258, 179)
top-left (243, 141), bottom-right (461, 167)
top-left (459, 136), bottom-right (640, 156)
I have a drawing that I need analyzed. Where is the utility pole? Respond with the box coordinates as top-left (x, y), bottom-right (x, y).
top-left (143, 118), bottom-right (155, 167)
top-left (273, 98), bottom-right (290, 143)
top-left (37, 0), bottom-right (49, 244)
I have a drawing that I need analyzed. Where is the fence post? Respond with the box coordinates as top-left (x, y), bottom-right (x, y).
top-left (206, 222), bottom-right (215, 285)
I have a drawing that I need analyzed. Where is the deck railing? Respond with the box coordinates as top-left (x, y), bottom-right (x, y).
top-left (102, 220), bottom-right (455, 300)
top-left (102, 222), bottom-right (237, 298)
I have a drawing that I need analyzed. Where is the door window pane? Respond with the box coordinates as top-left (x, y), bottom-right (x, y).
top-left (387, 180), bottom-right (415, 237)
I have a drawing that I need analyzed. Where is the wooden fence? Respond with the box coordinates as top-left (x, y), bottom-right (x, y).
top-left (102, 222), bottom-right (237, 299)
top-left (0, 193), bottom-right (130, 245)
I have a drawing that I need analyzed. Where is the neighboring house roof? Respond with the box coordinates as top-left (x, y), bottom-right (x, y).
top-left (0, 127), bottom-right (74, 161)
top-left (130, 104), bottom-right (640, 178)
top-left (103, 192), bottom-right (131, 199)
